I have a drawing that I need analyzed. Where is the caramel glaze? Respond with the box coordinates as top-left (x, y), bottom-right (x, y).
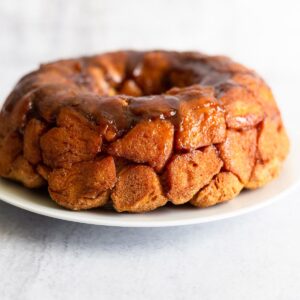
top-left (0, 51), bottom-right (261, 141)
top-left (0, 50), bottom-right (289, 212)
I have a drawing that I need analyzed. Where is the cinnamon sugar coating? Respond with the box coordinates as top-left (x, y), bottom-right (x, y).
top-left (0, 50), bottom-right (289, 212)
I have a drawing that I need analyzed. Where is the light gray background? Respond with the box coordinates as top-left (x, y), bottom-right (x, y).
top-left (0, 0), bottom-right (300, 299)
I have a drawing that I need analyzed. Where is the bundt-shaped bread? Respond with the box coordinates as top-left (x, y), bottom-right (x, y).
top-left (0, 51), bottom-right (289, 212)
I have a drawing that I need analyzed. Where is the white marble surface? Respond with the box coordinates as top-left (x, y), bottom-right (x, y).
top-left (0, 0), bottom-right (300, 299)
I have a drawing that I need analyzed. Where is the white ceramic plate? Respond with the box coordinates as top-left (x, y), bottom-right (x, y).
top-left (0, 134), bottom-right (299, 227)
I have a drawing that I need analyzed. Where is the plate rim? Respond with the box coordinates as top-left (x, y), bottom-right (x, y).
top-left (0, 177), bottom-right (300, 227)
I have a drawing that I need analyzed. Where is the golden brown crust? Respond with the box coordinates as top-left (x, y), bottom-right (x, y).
top-left (111, 165), bottom-right (167, 213)
top-left (0, 131), bottom-right (23, 177)
top-left (166, 146), bottom-right (223, 204)
top-left (36, 164), bottom-right (51, 181)
top-left (8, 156), bottom-right (45, 188)
top-left (108, 119), bottom-right (174, 172)
top-left (245, 159), bottom-right (282, 189)
top-left (23, 118), bottom-right (47, 165)
top-left (0, 50), bottom-right (289, 212)
top-left (48, 156), bottom-right (116, 210)
top-left (40, 107), bottom-right (102, 168)
top-left (219, 86), bottom-right (265, 129)
top-left (191, 172), bottom-right (243, 208)
top-left (218, 129), bottom-right (257, 184)
top-left (246, 118), bottom-right (289, 189)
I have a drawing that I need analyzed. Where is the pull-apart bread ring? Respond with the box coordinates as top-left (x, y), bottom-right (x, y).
top-left (0, 51), bottom-right (289, 212)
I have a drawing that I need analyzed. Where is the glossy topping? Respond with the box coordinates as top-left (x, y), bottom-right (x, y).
top-left (0, 51), bottom-right (262, 137)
